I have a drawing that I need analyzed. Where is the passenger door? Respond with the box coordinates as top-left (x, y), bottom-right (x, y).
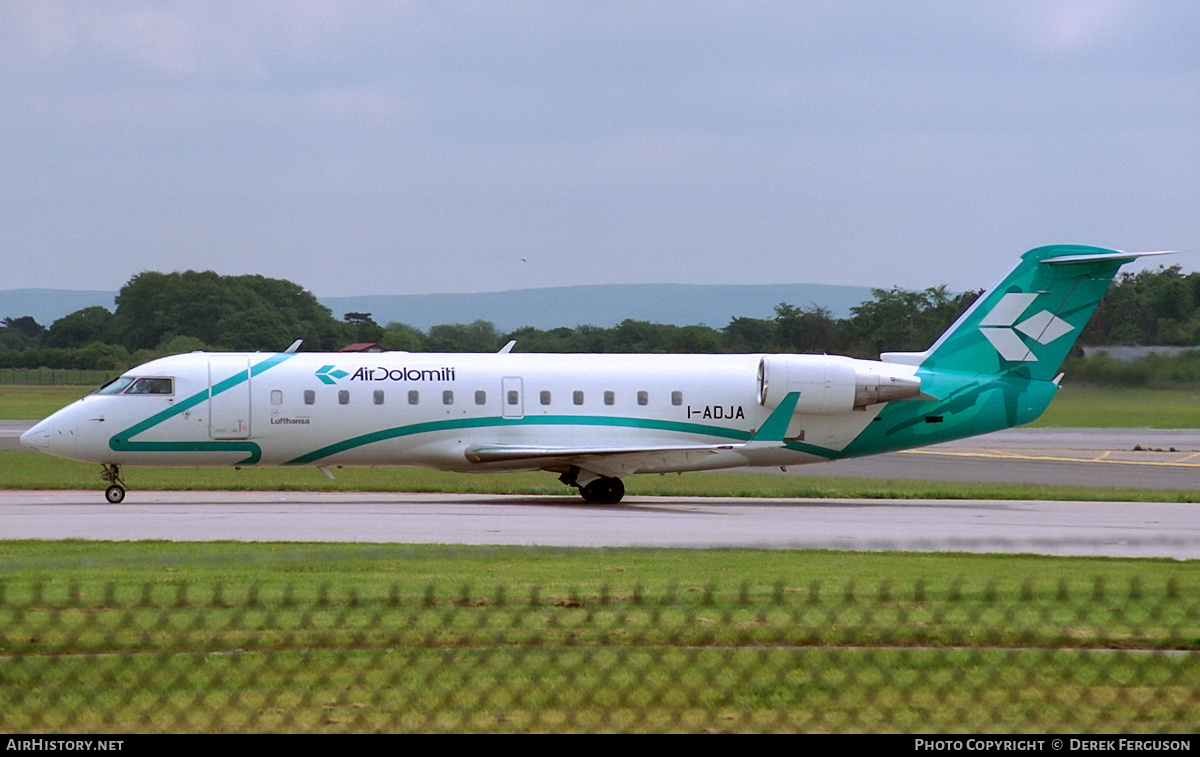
top-left (209, 357), bottom-right (252, 439)
top-left (501, 376), bottom-right (524, 420)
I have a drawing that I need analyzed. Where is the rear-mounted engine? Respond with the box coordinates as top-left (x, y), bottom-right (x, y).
top-left (757, 355), bottom-right (922, 414)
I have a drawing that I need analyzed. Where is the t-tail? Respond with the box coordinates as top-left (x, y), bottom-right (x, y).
top-left (841, 245), bottom-right (1172, 455)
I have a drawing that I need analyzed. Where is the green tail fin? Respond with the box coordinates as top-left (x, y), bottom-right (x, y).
top-left (839, 245), bottom-right (1170, 458)
top-left (881, 245), bottom-right (1167, 382)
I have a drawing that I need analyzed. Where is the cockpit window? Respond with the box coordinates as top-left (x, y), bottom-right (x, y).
top-left (96, 377), bottom-right (135, 395)
top-left (125, 377), bottom-right (174, 395)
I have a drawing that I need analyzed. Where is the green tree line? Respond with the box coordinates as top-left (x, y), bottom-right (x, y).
top-left (1, 266), bottom-right (1197, 377)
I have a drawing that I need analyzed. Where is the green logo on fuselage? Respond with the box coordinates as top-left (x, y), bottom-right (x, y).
top-left (315, 365), bottom-right (350, 385)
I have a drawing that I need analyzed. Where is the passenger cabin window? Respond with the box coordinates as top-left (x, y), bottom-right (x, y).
top-left (475, 390), bottom-right (487, 405)
top-left (671, 390), bottom-right (683, 406)
top-left (604, 391), bottom-right (615, 406)
top-left (443, 390), bottom-right (454, 405)
top-left (271, 390), bottom-right (283, 406)
top-left (304, 390), bottom-right (315, 405)
top-left (540, 390), bottom-right (551, 406)
top-left (338, 390), bottom-right (350, 405)
top-left (126, 377), bottom-right (173, 395)
top-left (507, 390), bottom-right (519, 406)
top-left (573, 390), bottom-right (584, 405)
top-left (373, 390), bottom-right (385, 405)
top-left (637, 390), bottom-right (648, 406)
top-left (408, 390), bottom-right (420, 405)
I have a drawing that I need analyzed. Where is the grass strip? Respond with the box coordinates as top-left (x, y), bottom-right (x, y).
top-left (1, 543), bottom-right (1196, 733)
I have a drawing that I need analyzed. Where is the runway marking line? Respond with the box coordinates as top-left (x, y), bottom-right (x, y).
top-left (901, 449), bottom-right (1200, 468)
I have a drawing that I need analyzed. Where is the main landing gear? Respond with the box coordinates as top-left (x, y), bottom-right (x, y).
top-left (101, 464), bottom-right (126, 504)
top-left (581, 477), bottom-right (625, 504)
top-left (560, 467), bottom-right (626, 504)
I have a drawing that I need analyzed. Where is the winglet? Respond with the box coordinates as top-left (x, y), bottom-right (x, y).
top-left (749, 391), bottom-right (799, 443)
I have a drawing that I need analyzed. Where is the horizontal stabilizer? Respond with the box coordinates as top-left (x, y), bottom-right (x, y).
top-left (1041, 250), bottom-right (1176, 265)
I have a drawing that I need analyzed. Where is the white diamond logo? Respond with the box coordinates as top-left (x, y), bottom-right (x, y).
top-left (1014, 310), bottom-right (1074, 344)
top-left (979, 293), bottom-right (1039, 328)
top-left (979, 292), bottom-right (1074, 362)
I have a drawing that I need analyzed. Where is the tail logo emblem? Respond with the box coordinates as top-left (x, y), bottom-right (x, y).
top-left (979, 293), bottom-right (1074, 362)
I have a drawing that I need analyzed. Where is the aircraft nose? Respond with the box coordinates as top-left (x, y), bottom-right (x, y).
top-left (19, 420), bottom-right (51, 452)
top-left (20, 417), bottom-right (76, 458)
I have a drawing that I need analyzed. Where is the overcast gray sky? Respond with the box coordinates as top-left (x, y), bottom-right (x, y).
top-left (1, 1), bottom-right (1195, 298)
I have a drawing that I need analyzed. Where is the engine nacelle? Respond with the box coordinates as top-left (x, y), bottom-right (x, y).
top-left (757, 355), bottom-right (922, 414)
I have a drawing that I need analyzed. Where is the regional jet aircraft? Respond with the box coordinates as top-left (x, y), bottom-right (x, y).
top-left (22, 245), bottom-right (1166, 504)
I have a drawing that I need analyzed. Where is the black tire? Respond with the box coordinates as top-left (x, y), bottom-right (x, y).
top-left (580, 477), bottom-right (625, 504)
top-left (105, 485), bottom-right (125, 504)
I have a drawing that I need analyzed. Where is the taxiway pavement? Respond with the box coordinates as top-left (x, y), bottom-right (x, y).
top-left (2, 490), bottom-right (1198, 559)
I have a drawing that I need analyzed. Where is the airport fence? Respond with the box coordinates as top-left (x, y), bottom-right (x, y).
top-left (0, 368), bottom-right (121, 386)
top-left (1, 577), bottom-right (1197, 734)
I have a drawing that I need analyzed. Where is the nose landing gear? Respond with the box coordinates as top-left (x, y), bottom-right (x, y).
top-left (101, 464), bottom-right (126, 503)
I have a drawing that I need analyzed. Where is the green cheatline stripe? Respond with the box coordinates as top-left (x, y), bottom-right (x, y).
top-left (781, 439), bottom-right (839, 459)
top-left (109, 439), bottom-right (265, 464)
top-left (108, 353), bottom-right (296, 466)
top-left (285, 415), bottom-right (756, 466)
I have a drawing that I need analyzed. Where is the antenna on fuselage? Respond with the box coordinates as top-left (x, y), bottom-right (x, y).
top-left (285, 339), bottom-right (303, 353)
top-left (498, 340), bottom-right (516, 354)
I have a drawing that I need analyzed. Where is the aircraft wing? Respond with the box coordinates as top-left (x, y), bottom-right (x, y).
top-left (464, 443), bottom-right (744, 478)
top-left (463, 392), bottom-right (804, 477)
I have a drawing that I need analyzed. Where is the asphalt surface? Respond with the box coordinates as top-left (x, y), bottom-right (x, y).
top-left (0, 421), bottom-right (32, 451)
top-left (768, 428), bottom-right (1200, 490)
top-left (2, 490), bottom-right (1197, 559)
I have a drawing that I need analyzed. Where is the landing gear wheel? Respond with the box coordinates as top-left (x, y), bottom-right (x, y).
top-left (580, 476), bottom-right (625, 504)
top-left (100, 464), bottom-right (126, 504)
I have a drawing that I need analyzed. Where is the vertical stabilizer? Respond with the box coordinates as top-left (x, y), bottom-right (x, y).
top-left (837, 245), bottom-right (1174, 456)
top-left (881, 245), bottom-right (1169, 382)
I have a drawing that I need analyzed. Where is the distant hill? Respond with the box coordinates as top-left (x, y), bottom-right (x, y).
top-left (0, 289), bottom-right (117, 328)
top-left (320, 283), bottom-right (874, 331)
top-left (1, 282), bottom-right (875, 333)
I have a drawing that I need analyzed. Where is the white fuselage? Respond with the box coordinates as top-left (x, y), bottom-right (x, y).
top-left (23, 350), bottom-right (913, 476)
